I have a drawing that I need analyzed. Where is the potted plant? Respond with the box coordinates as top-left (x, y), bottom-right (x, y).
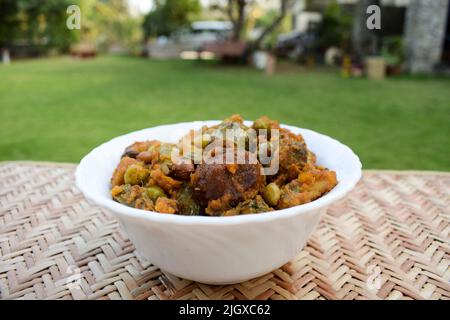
top-left (381, 36), bottom-right (404, 76)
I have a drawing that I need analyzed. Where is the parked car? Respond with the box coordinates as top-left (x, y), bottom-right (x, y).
top-left (275, 30), bottom-right (319, 61)
top-left (147, 21), bottom-right (233, 59)
top-left (175, 21), bottom-right (233, 51)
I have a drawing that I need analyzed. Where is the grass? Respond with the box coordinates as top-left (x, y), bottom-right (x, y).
top-left (1, 55), bottom-right (449, 171)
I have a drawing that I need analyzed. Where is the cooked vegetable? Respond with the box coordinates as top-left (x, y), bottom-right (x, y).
top-left (171, 160), bottom-right (195, 181)
top-left (124, 164), bottom-right (150, 186)
top-left (112, 184), bottom-right (154, 211)
top-left (191, 147), bottom-right (265, 215)
top-left (277, 167), bottom-right (337, 209)
top-left (155, 197), bottom-right (177, 214)
top-left (253, 116), bottom-right (279, 131)
top-left (224, 196), bottom-right (273, 216)
top-left (110, 115), bottom-right (338, 216)
top-left (111, 157), bottom-right (139, 187)
top-left (137, 151), bottom-right (156, 163)
top-left (263, 182), bottom-right (281, 207)
top-left (150, 169), bottom-right (182, 194)
top-left (146, 186), bottom-right (166, 201)
top-left (160, 159), bottom-right (172, 175)
top-left (122, 141), bottom-right (152, 158)
top-left (176, 184), bottom-right (201, 215)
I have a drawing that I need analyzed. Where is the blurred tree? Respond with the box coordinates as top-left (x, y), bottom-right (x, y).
top-left (0, 0), bottom-right (143, 56)
top-left (0, 0), bottom-right (80, 53)
top-left (318, 0), bottom-right (353, 51)
top-left (143, 4), bottom-right (167, 38)
top-left (226, 0), bottom-right (247, 41)
top-left (251, 0), bottom-right (293, 49)
top-left (210, 0), bottom-right (294, 49)
top-left (90, 0), bottom-right (143, 52)
top-left (0, 0), bottom-right (20, 49)
top-left (142, 0), bottom-right (201, 39)
top-left (253, 8), bottom-right (292, 49)
top-left (209, 0), bottom-right (252, 40)
top-left (41, 0), bottom-right (80, 51)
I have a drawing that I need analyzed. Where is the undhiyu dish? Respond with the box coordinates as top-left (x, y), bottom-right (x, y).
top-left (110, 114), bottom-right (337, 216)
top-left (76, 116), bottom-right (361, 284)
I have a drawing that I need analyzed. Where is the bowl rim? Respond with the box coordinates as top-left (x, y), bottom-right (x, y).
top-left (75, 121), bottom-right (362, 226)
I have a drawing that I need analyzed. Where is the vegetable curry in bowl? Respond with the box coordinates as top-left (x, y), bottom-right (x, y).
top-left (110, 115), bottom-right (337, 216)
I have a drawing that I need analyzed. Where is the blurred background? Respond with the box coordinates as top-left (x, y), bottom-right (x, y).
top-left (0, 0), bottom-right (449, 171)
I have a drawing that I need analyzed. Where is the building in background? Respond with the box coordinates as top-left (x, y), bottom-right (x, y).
top-left (287, 0), bottom-right (449, 73)
top-left (404, 0), bottom-right (450, 73)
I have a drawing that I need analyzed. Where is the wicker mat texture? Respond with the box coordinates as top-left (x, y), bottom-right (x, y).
top-left (0, 162), bottom-right (449, 300)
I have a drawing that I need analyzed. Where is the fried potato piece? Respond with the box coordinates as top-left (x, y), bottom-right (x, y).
top-left (277, 166), bottom-right (337, 209)
top-left (150, 169), bottom-right (182, 195)
top-left (155, 197), bottom-right (177, 214)
top-left (111, 157), bottom-right (139, 187)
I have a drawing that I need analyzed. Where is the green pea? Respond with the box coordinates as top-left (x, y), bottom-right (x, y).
top-left (263, 183), bottom-right (281, 207)
top-left (124, 164), bottom-right (149, 185)
top-left (147, 186), bottom-right (166, 201)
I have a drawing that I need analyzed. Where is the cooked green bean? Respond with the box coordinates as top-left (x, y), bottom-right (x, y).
top-left (263, 182), bottom-right (281, 206)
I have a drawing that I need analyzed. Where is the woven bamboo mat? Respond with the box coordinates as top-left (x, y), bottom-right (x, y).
top-left (0, 162), bottom-right (449, 300)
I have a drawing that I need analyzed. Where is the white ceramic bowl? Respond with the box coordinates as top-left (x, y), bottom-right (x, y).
top-left (75, 121), bottom-right (361, 284)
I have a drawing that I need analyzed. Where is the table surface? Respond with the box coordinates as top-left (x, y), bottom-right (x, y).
top-left (0, 162), bottom-right (449, 300)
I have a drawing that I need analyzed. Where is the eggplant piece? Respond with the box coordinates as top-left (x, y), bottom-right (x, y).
top-left (176, 184), bottom-right (201, 215)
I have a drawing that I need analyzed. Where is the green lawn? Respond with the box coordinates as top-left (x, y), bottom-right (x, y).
top-left (1, 55), bottom-right (449, 171)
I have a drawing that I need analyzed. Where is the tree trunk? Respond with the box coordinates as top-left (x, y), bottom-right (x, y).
top-left (251, 0), bottom-right (292, 50)
top-left (227, 0), bottom-right (247, 41)
top-left (234, 0), bottom-right (246, 41)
